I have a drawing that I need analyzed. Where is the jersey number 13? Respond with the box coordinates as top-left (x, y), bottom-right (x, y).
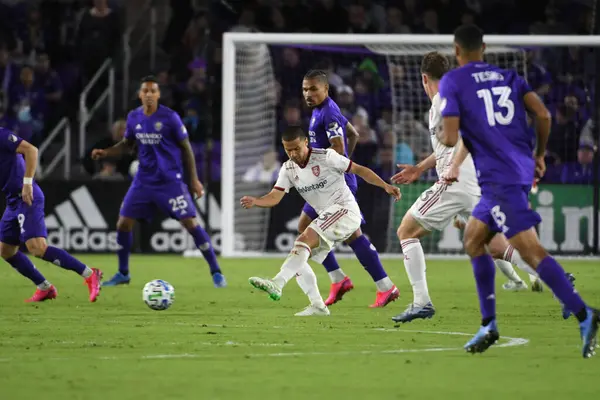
top-left (477, 86), bottom-right (514, 126)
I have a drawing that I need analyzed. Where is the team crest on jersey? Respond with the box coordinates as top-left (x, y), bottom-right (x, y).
top-left (312, 166), bottom-right (320, 177)
top-left (154, 122), bottom-right (163, 131)
top-left (8, 134), bottom-right (17, 142)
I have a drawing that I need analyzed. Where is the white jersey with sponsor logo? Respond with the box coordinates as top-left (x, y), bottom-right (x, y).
top-left (274, 148), bottom-right (360, 216)
top-left (430, 92), bottom-right (480, 196)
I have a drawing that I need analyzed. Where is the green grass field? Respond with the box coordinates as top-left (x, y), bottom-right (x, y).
top-left (0, 255), bottom-right (598, 400)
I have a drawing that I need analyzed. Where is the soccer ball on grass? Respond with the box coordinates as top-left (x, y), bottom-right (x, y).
top-left (143, 279), bottom-right (175, 310)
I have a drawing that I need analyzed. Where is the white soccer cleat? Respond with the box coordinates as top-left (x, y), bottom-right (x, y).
top-left (249, 277), bottom-right (282, 301)
top-left (502, 281), bottom-right (528, 291)
top-left (294, 304), bottom-right (330, 316)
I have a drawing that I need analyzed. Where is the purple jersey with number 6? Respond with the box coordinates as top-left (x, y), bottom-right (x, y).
top-left (0, 128), bottom-right (47, 244)
top-left (439, 62), bottom-right (541, 238)
top-left (120, 105), bottom-right (196, 221)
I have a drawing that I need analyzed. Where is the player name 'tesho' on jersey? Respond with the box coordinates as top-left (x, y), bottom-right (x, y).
top-left (439, 63), bottom-right (535, 186)
top-left (125, 104), bottom-right (189, 185)
top-left (274, 148), bottom-right (360, 217)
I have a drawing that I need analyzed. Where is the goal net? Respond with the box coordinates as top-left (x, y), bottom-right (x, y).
top-left (220, 34), bottom-right (597, 258)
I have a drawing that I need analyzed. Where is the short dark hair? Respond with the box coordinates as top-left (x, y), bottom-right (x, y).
top-left (454, 24), bottom-right (484, 52)
top-left (303, 69), bottom-right (328, 85)
top-left (420, 52), bottom-right (450, 80)
top-left (140, 75), bottom-right (159, 85)
top-left (281, 126), bottom-right (307, 142)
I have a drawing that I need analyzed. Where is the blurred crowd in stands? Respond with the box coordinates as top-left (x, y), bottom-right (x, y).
top-left (0, 0), bottom-right (597, 185)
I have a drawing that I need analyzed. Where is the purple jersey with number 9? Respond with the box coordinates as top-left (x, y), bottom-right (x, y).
top-left (439, 62), bottom-right (535, 187)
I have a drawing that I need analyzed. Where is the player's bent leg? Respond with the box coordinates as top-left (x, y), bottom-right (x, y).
top-left (103, 216), bottom-right (135, 287)
top-left (463, 217), bottom-right (500, 353)
top-left (300, 209), bottom-right (346, 284)
top-left (1, 241), bottom-right (56, 302)
top-left (392, 213), bottom-right (436, 322)
top-left (249, 228), bottom-right (321, 305)
top-left (508, 228), bottom-right (599, 357)
top-left (27, 237), bottom-right (103, 302)
top-left (180, 218), bottom-right (226, 288)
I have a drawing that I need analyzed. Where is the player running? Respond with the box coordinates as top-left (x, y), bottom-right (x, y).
top-left (300, 70), bottom-right (399, 308)
top-left (0, 128), bottom-right (102, 302)
top-left (92, 75), bottom-right (226, 288)
top-left (438, 24), bottom-right (598, 357)
top-left (390, 51), bottom-right (540, 324)
top-left (241, 126), bottom-right (400, 316)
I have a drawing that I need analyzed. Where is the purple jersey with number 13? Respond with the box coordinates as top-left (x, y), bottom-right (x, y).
top-left (120, 105), bottom-right (197, 221)
top-left (439, 62), bottom-right (540, 237)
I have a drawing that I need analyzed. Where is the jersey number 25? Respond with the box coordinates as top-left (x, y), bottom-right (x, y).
top-left (477, 86), bottom-right (514, 126)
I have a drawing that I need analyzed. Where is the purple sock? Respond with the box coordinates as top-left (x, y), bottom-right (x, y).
top-left (472, 254), bottom-right (496, 322)
top-left (349, 235), bottom-right (387, 282)
top-left (537, 256), bottom-right (586, 317)
top-left (188, 225), bottom-right (221, 275)
top-left (41, 246), bottom-right (87, 275)
top-left (6, 252), bottom-right (46, 285)
top-left (322, 252), bottom-right (341, 273)
top-left (117, 230), bottom-right (132, 275)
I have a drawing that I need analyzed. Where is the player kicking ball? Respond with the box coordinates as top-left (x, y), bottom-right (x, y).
top-left (0, 128), bottom-right (102, 302)
top-left (241, 126), bottom-right (400, 316)
top-left (438, 24), bottom-right (598, 357)
top-left (391, 52), bottom-right (541, 324)
top-left (92, 75), bottom-right (226, 288)
top-left (300, 70), bottom-right (399, 308)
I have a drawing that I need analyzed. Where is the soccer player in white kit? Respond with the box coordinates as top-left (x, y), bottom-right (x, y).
top-left (241, 126), bottom-right (401, 316)
top-left (391, 52), bottom-right (537, 323)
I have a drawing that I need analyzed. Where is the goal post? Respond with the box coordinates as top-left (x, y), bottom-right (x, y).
top-left (221, 33), bottom-right (600, 259)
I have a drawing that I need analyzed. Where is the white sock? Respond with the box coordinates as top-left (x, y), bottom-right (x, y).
top-left (296, 263), bottom-right (326, 308)
top-left (400, 239), bottom-right (431, 306)
top-left (375, 277), bottom-right (394, 292)
top-left (37, 280), bottom-right (52, 290)
top-left (503, 245), bottom-right (537, 277)
top-left (273, 241), bottom-right (311, 289)
top-left (81, 266), bottom-right (93, 278)
top-left (328, 269), bottom-right (346, 284)
top-left (494, 260), bottom-right (522, 283)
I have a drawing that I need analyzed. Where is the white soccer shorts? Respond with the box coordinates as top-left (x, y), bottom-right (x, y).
top-left (409, 181), bottom-right (480, 232)
top-left (308, 204), bottom-right (362, 263)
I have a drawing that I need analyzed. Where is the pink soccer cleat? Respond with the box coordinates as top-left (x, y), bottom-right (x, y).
top-left (369, 285), bottom-right (400, 308)
top-left (324, 276), bottom-right (354, 306)
top-left (85, 268), bottom-right (103, 302)
top-left (25, 286), bottom-right (58, 302)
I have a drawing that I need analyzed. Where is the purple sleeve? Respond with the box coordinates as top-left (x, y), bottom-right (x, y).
top-left (324, 109), bottom-right (347, 142)
top-left (0, 129), bottom-right (23, 153)
top-left (439, 74), bottom-right (460, 117)
top-left (170, 111), bottom-right (189, 142)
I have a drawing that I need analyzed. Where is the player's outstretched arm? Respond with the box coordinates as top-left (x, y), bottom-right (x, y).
top-left (91, 138), bottom-right (134, 160)
top-left (345, 122), bottom-right (359, 156)
top-left (349, 163), bottom-right (401, 201)
top-left (240, 189), bottom-right (285, 209)
top-left (391, 152), bottom-right (436, 184)
top-left (16, 140), bottom-right (37, 206)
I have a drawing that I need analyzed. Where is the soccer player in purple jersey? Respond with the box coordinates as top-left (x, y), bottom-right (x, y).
top-left (438, 24), bottom-right (598, 357)
top-left (0, 128), bottom-right (102, 302)
top-left (92, 76), bottom-right (226, 288)
top-left (301, 70), bottom-right (398, 308)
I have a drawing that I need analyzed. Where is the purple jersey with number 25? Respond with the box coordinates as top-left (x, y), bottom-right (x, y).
top-left (120, 105), bottom-right (196, 221)
top-left (439, 62), bottom-right (541, 238)
top-left (0, 128), bottom-right (47, 244)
